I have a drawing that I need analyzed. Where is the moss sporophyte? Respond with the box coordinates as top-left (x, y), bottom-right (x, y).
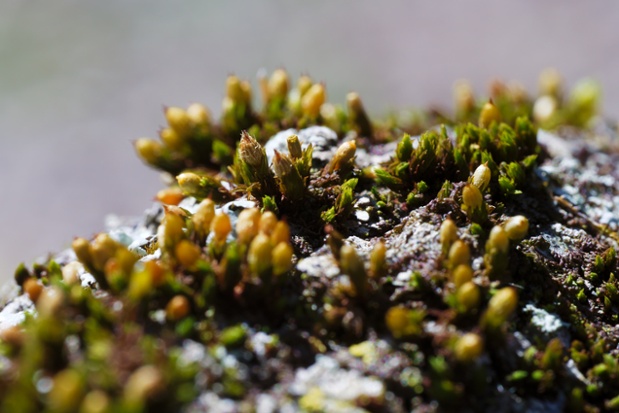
top-left (2, 69), bottom-right (619, 412)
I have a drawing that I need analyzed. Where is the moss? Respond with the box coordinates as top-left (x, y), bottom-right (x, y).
top-left (0, 69), bottom-right (616, 412)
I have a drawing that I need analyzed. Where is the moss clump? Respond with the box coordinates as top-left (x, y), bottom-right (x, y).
top-left (1, 69), bottom-right (618, 412)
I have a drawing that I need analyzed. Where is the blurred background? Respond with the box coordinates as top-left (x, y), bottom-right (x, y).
top-left (1, 0), bottom-right (618, 284)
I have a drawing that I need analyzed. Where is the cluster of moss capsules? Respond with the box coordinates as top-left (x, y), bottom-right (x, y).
top-left (2, 68), bottom-right (617, 412)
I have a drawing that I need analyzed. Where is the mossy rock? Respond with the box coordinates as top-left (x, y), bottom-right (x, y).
top-left (1, 71), bottom-right (618, 412)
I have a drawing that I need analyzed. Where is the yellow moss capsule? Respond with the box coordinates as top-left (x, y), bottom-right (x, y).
top-left (454, 333), bottom-right (484, 363)
top-left (176, 172), bottom-right (202, 195)
top-left (127, 269), bottom-right (152, 302)
top-left (62, 261), bottom-right (82, 285)
top-left (346, 92), bottom-right (363, 114)
top-left (478, 100), bottom-right (501, 128)
top-left (259, 211), bottom-right (278, 235)
top-left (328, 140), bottom-right (356, 173)
top-left (462, 184), bottom-right (483, 211)
top-left (72, 237), bottom-right (93, 268)
top-left (385, 306), bottom-right (422, 339)
top-left (248, 233), bottom-right (273, 277)
top-left (79, 390), bottom-right (110, 413)
top-left (211, 212), bottom-right (232, 243)
top-left (270, 221), bottom-right (291, 245)
top-left (287, 134), bottom-right (303, 159)
top-left (175, 240), bottom-right (202, 268)
top-left (159, 213), bottom-right (184, 252)
top-left (503, 215), bottom-right (529, 241)
top-left (193, 199), bottom-right (216, 239)
top-left (297, 75), bottom-right (313, 96)
top-left (268, 69), bottom-right (289, 100)
top-left (166, 295), bottom-right (190, 321)
top-left (124, 365), bottom-right (164, 404)
top-left (49, 369), bottom-right (84, 413)
top-left (448, 240), bottom-right (470, 268)
top-left (369, 241), bottom-right (387, 279)
top-left (159, 127), bottom-right (184, 151)
top-left (456, 281), bottom-right (480, 312)
top-left (240, 80), bottom-right (252, 105)
top-left (538, 67), bottom-right (563, 97)
top-left (226, 75), bottom-right (245, 102)
top-left (272, 242), bottom-right (294, 276)
top-left (23, 278), bottom-right (43, 303)
top-left (487, 287), bottom-right (518, 323)
top-left (488, 226), bottom-right (509, 254)
top-left (91, 234), bottom-right (120, 272)
top-left (186, 103), bottom-right (211, 131)
top-left (440, 219), bottom-right (458, 254)
top-left (37, 286), bottom-right (65, 317)
top-left (453, 79), bottom-right (475, 114)
top-left (165, 106), bottom-right (192, 137)
top-left (533, 95), bottom-right (558, 124)
top-left (239, 131), bottom-right (264, 167)
top-left (301, 83), bottom-right (326, 118)
top-left (452, 264), bottom-right (474, 289)
top-left (145, 260), bottom-right (166, 287)
top-left (156, 187), bottom-right (184, 206)
top-left (471, 163), bottom-right (491, 192)
top-left (135, 138), bottom-right (163, 165)
top-left (236, 208), bottom-right (261, 244)
top-left (340, 244), bottom-right (368, 297)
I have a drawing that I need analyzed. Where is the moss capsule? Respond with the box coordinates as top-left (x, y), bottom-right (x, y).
top-left (454, 333), bottom-right (484, 363)
top-left (369, 241), bottom-right (387, 279)
top-left (165, 106), bottom-right (192, 137)
top-left (478, 100), bottom-right (501, 128)
top-left (236, 208), bottom-right (261, 244)
top-left (452, 264), bottom-right (474, 289)
top-left (186, 103), bottom-right (211, 131)
top-left (462, 184), bottom-right (483, 211)
top-left (135, 138), bottom-right (163, 165)
top-left (503, 215), bottom-right (529, 241)
top-left (79, 390), bottom-right (110, 413)
top-left (267, 69), bottom-right (289, 100)
top-left (448, 240), bottom-right (470, 268)
top-left (166, 295), bottom-right (190, 321)
top-left (488, 226), bottom-right (509, 254)
top-left (248, 233), bottom-right (273, 277)
top-left (49, 369), bottom-right (84, 413)
top-left (301, 83), bottom-right (326, 118)
top-left (259, 211), bottom-right (278, 235)
top-left (211, 212), bottom-right (232, 243)
top-left (175, 240), bottom-right (202, 268)
top-left (159, 127), bottom-right (184, 151)
top-left (456, 281), bottom-right (480, 312)
top-left (156, 187), bottom-right (185, 206)
top-left (23, 278), bottom-right (43, 303)
top-left (270, 221), bottom-right (291, 246)
top-left (124, 365), bottom-right (164, 405)
top-left (487, 287), bottom-right (518, 322)
top-left (440, 219), bottom-right (458, 255)
top-left (327, 140), bottom-right (356, 173)
top-left (61, 261), bottom-right (82, 285)
top-left (340, 244), bottom-right (368, 297)
top-left (471, 163), bottom-right (491, 192)
top-left (272, 242), bottom-right (294, 276)
top-left (193, 199), bottom-right (216, 240)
